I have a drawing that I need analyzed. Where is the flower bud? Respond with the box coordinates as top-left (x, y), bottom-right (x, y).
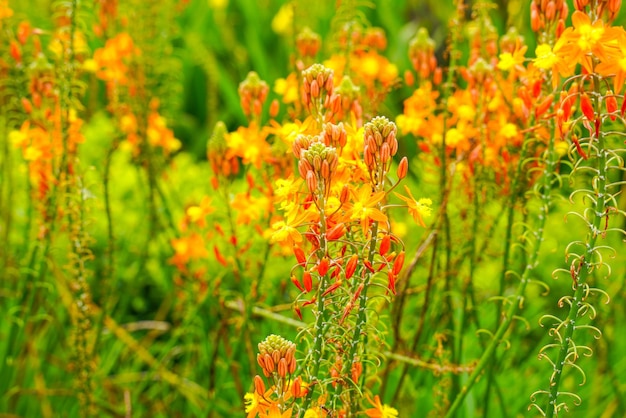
top-left (254, 375), bottom-right (266, 395)
top-left (397, 156), bottom-right (409, 179)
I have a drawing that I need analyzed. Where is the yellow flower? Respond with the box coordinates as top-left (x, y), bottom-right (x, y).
top-left (345, 185), bottom-right (388, 235)
top-left (274, 73), bottom-right (300, 104)
top-left (272, 2), bottom-right (293, 36)
top-left (497, 44), bottom-right (526, 72)
top-left (533, 44), bottom-right (559, 70)
top-left (365, 395), bottom-right (399, 418)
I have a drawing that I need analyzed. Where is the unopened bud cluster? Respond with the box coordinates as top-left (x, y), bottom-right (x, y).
top-left (531, 0), bottom-right (569, 37)
top-left (363, 116), bottom-right (398, 183)
top-left (296, 27), bottom-right (321, 58)
top-left (322, 122), bottom-right (348, 149)
top-left (294, 135), bottom-right (338, 196)
top-left (409, 28), bottom-right (437, 80)
top-left (325, 76), bottom-right (363, 124)
top-left (238, 71), bottom-right (269, 119)
top-left (257, 334), bottom-right (297, 378)
top-left (207, 121), bottom-right (238, 177)
top-left (575, 0), bottom-right (621, 22)
top-left (302, 63), bottom-right (334, 110)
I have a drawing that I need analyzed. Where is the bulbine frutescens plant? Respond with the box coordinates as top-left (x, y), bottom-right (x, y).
top-left (245, 62), bottom-right (432, 417)
top-left (528, 1), bottom-right (626, 416)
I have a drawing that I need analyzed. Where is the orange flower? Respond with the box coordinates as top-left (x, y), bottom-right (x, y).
top-left (170, 233), bottom-right (208, 268)
top-left (554, 11), bottom-right (621, 73)
top-left (595, 34), bottom-right (626, 93)
top-left (364, 395), bottom-right (399, 418)
top-left (394, 185), bottom-right (432, 227)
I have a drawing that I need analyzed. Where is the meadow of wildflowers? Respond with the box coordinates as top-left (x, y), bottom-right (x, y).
top-left (0, 0), bottom-right (625, 417)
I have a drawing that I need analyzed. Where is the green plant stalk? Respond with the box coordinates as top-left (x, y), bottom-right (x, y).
top-left (544, 128), bottom-right (608, 418)
top-left (445, 123), bottom-right (559, 418)
top-left (301, 195), bottom-right (330, 414)
top-left (482, 115), bottom-right (538, 414)
top-left (343, 221), bottom-right (379, 414)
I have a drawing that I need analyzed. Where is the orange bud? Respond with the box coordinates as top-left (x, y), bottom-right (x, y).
top-left (345, 254), bottom-right (358, 279)
top-left (289, 356), bottom-right (297, 374)
top-left (254, 375), bottom-right (266, 394)
top-left (278, 358), bottom-right (288, 378)
top-left (214, 246), bottom-right (228, 267)
top-left (292, 377), bottom-right (302, 398)
top-left (310, 80), bottom-right (320, 98)
top-left (306, 170), bottom-right (317, 193)
top-left (397, 156), bottom-right (408, 179)
top-left (535, 94), bottom-right (554, 119)
top-left (351, 361), bottom-right (363, 383)
top-left (318, 257), bottom-right (330, 276)
top-left (580, 93), bottom-right (595, 121)
top-left (257, 353), bottom-right (266, 369)
top-left (340, 185), bottom-right (350, 204)
top-left (21, 98), bottom-right (32, 114)
top-left (294, 246), bottom-right (307, 267)
top-left (303, 271), bottom-right (313, 292)
top-left (291, 274), bottom-right (305, 292)
top-left (264, 353), bottom-right (275, 374)
top-left (605, 91), bottom-right (617, 121)
top-left (393, 251), bottom-right (405, 275)
top-left (326, 223), bottom-right (346, 241)
top-left (269, 99), bottom-right (279, 118)
top-left (322, 280), bottom-right (341, 297)
top-left (379, 234), bottom-right (391, 256)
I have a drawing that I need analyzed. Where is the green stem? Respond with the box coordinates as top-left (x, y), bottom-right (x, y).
top-left (544, 92), bottom-right (607, 418)
top-left (445, 123), bottom-right (558, 418)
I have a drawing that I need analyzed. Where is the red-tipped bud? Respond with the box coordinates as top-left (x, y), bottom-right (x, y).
top-left (392, 251), bottom-right (405, 275)
top-left (322, 280), bottom-right (342, 297)
top-left (605, 91), bottom-right (617, 121)
top-left (326, 223), bottom-right (346, 241)
top-left (397, 156), bottom-right (408, 179)
top-left (318, 257), bottom-right (330, 276)
top-left (291, 274), bottom-right (305, 292)
top-left (345, 254), bottom-right (359, 279)
top-left (294, 246), bottom-right (307, 267)
top-left (580, 93), bottom-right (595, 121)
top-left (303, 271), bottom-right (313, 292)
top-left (379, 234), bottom-right (391, 256)
top-left (535, 94), bottom-right (554, 119)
